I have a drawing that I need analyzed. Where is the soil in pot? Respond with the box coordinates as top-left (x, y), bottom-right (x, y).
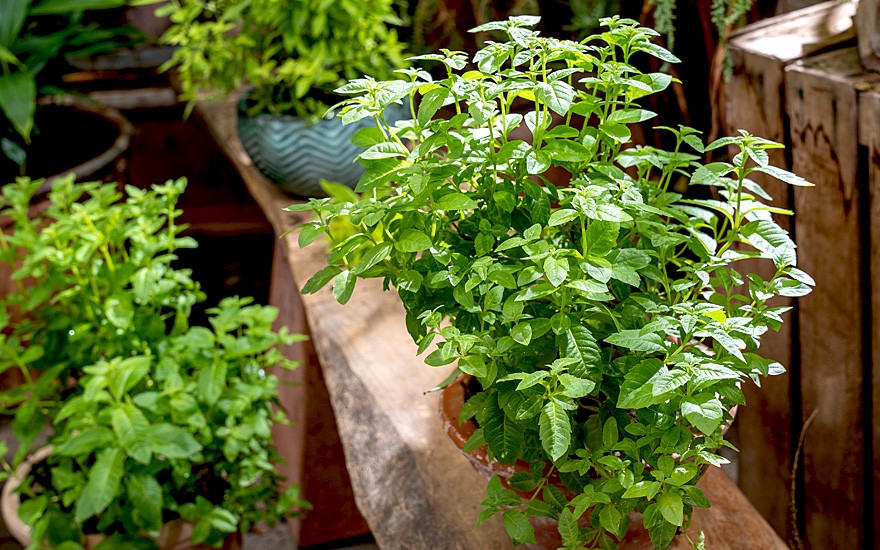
top-left (0, 99), bottom-right (133, 187)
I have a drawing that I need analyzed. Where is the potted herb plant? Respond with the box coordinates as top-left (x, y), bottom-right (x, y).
top-left (159, 0), bottom-right (411, 197)
top-left (0, 176), bottom-right (308, 548)
top-left (293, 15), bottom-right (814, 549)
top-left (0, 0), bottom-right (138, 187)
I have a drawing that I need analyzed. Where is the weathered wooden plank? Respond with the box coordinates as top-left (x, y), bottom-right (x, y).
top-left (857, 0), bottom-right (880, 71)
top-left (861, 87), bottom-right (880, 550)
top-left (724, 4), bottom-right (853, 538)
top-left (784, 47), bottom-right (872, 550)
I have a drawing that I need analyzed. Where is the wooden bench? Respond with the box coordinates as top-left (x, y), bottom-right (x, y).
top-left (194, 100), bottom-right (788, 549)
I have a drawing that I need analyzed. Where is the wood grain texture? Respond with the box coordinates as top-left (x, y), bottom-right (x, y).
top-left (861, 87), bottom-right (880, 550)
top-left (197, 95), bottom-right (788, 550)
top-left (784, 47), bottom-right (871, 550)
top-left (856, 0), bottom-right (880, 71)
top-left (724, 6), bottom-right (854, 537)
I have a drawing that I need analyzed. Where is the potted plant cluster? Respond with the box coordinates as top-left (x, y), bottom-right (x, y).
top-left (160, 0), bottom-right (411, 197)
top-left (0, 176), bottom-right (308, 548)
top-left (293, 15), bottom-right (814, 549)
top-left (0, 0), bottom-right (138, 187)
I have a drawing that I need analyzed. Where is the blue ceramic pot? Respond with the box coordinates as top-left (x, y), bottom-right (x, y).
top-left (237, 98), bottom-right (409, 197)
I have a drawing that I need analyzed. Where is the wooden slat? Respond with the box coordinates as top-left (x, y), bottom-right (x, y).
top-left (862, 87), bottom-right (880, 550)
top-left (724, 4), bottom-right (853, 538)
top-left (784, 47), bottom-right (870, 550)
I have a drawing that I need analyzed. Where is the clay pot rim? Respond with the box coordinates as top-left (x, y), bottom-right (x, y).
top-left (32, 95), bottom-right (135, 197)
top-left (439, 374), bottom-right (738, 489)
top-left (1, 444), bottom-right (54, 547)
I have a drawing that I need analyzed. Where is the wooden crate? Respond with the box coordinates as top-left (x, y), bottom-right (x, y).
top-left (726, 3), bottom-right (880, 549)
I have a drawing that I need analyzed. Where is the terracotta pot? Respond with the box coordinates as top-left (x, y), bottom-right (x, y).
top-left (439, 376), bottom-right (654, 549)
top-left (1, 446), bottom-right (242, 550)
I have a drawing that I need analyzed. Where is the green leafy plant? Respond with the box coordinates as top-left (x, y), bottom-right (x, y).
top-left (159, 0), bottom-right (410, 119)
top-left (294, 15), bottom-right (813, 549)
top-left (0, 176), bottom-right (308, 548)
top-left (0, 0), bottom-right (139, 171)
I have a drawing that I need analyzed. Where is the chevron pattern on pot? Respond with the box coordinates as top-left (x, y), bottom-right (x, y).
top-left (237, 101), bottom-right (409, 198)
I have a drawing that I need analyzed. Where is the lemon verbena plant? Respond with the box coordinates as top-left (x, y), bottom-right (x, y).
top-left (292, 16), bottom-right (813, 549)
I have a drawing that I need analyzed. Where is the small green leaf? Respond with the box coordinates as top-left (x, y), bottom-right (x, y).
top-left (539, 398), bottom-right (571, 461)
top-left (535, 80), bottom-right (575, 116)
top-left (75, 448), bottom-right (124, 523)
top-left (394, 229), bottom-right (432, 252)
top-left (657, 492), bottom-right (684, 526)
top-left (301, 266), bottom-right (341, 294)
top-left (127, 475), bottom-right (163, 533)
top-left (436, 192), bottom-right (478, 211)
top-left (681, 394), bottom-right (724, 435)
top-left (150, 424), bottom-right (202, 458)
top-left (332, 270), bottom-right (357, 304)
top-left (502, 509), bottom-right (536, 545)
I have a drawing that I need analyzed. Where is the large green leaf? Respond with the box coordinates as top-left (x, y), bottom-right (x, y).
top-left (197, 362), bottom-right (227, 405)
top-left (0, 0), bottom-right (30, 47)
top-left (617, 359), bottom-right (666, 409)
top-left (534, 80), bottom-right (574, 116)
top-left (30, 0), bottom-right (128, 15)
top-left (482, 395), bottom-right (524, 463)
top-left (657, 492), bottom-right (684, 526)
top-left (539, 398), bottom-right (571, 461)
top-left (557, 325), bottom-right (600, 377)
top-left (681, 394), bottom-right (724, 435)
top-left (75, 447), bottom-right (124, 523)
top-left (54, 427), bottom-right (114, 457)
top-left (150, 423), bottom-right (202, 458)
top-left (127, 474), bottom-right (163, 533)
top-left (111, 405), bottom-right (152, 464)
top-left (0, 71), bottom-right (36, 140)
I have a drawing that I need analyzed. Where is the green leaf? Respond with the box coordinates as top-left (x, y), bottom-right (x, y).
top-left (332, 269), bottom-right (356, 305)
top-left (558, 508), bottom-right (580, 546)
top-left (543, 140), bottom-right (591, 162)
top-left (197, 361), bottom-right (227, 406)
top-left (602, 417), bottom-right (618, 448)
top-left (110, 356), bottom-right (151, 401)
top-left (436, 192), bottom-right (478, 211)
top-left (599, 505), bottom-right (623, 537)
top-left (394, 229), bottom-right (432, 252)
top-left (30, 0), bottom-right (127, 14)
top-left (539, 398), bottom-right (571, 461)
top-left (75, 448), bottom-right (124, 523)
top-left (355, 158), bottom-right (405, 192)
top-left (657, 492), bottom-right (684, 526)
top-left (302, 266), bottom-right (341, 294)
top-left (112, 405), bottom-right (152, 464)
top-left (483, 397), bottom-right (524, 462)
top-left (0, 0), bottom-right (29, 47)
top-left (502, 510), bottom-right (536, 545)
top-left (755, 164), bottom-right (813, 186)
top-left (150, 424), bottom-right (202, 458)
top-left (418, 86), bottom-right (449, 126)
top-left (54, 427), bottom-right (114, 457)
top-left (127, 474), bottom-right (163, 533)
top-left (605, 329), bottom-right (665, 353)
top-left (651, 368), bottom-right (689, 396)
top-left (543, 256), bottom-right (568, 287)
top-left (558, 325), bottom-right (600, 377)
top-left (618, 359), bottom-right (666, 409)
top-left (534, 80), bottom-right (575, 116)
top-left (353, 242), bottom-right (392, 275)
top-left (606, 108), bottom-right (656, 124)
top-left (681, 394), bottom-right (724, 435)
top-left (600, 123), bottom-right (631, 143)
top-left (557, 373), bottom-right (595, 398)
top-left (297, 222), bottom-right (325, 248)
top-left (622, 480), bottom-right (661, 499)
top-left (105, 296), bottom-right (134, 329)
top-left (548, 208), bottom-right (578, 227)
top-left (0, 71), bottom-right (35, 140)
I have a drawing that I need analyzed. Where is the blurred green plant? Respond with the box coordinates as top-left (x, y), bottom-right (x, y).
top-left (0, 0), bottom-right (140, 171)
top-left (160, 0), bottom-right (410, 120)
